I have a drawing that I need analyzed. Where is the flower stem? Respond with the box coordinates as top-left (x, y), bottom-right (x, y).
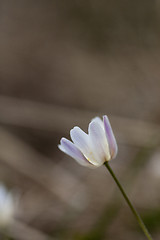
top-left (104, 161), bottom-right (153, 240)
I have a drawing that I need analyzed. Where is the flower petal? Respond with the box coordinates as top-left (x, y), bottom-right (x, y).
top-left (70, 127), bottom-right (99, 166)
top-left (103, 115), bottom-right (118, 159)
top-left (91, 117), bottom-right (104, 128)
top-left (58, 138), bottom-right (91, 167)
top-left (88, 119), bottom-right (111, 165)
top-left (70, 127), bottom-right (89, 154)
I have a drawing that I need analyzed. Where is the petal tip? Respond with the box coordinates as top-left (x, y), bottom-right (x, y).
top-left (103, 115), bottom-right (109, 121)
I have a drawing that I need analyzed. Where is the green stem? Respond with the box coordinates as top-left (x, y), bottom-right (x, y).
top-left (104, 161), bottom-right (153, 240)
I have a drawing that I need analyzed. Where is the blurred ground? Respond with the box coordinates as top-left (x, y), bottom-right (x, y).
top-left (0, 1), bottom-right (160, 239)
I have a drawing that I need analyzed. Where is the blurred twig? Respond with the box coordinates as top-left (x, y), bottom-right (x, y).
top-left (0, 95), bottom-right (159, 147)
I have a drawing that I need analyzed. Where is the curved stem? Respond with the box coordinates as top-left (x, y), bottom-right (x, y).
top-left (104, 161), bottom-right (153, 240)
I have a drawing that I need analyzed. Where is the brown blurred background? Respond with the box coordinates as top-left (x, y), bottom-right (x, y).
top-left (0, 0), bottom-right (160, 239)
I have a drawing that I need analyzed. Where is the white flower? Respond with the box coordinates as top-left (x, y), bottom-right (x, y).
top-left (58, 115), bottom-right (118, 168)
top-left (0, 184), bottom-right (16, 227)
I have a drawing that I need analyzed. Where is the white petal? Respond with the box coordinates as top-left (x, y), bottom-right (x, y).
top-left (103, 115), bottom-right (118, 159)
top-left (70, 127), bottom-right (99, 166)
top-left (91, 117), bottom-right (104, 128)
top-left (70, 127), bottom-right (89, 154)
top-left (88, 119), bottom-right (111, 165)
top-left (58, 138), bottom-right (91, 167)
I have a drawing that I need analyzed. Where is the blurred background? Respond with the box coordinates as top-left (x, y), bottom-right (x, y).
top-left (0, 0), bottom-right (160, 239)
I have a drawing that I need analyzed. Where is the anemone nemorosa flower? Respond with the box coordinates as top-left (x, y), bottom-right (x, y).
top-left (58, 115), bottom-right (118, 168)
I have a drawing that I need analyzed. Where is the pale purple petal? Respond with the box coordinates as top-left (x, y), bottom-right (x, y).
top-left (88, 119), bottom-right (110, 165)
top-left (70, 127), bottom-right (89, 152)
top-left (70, 127), bottom-right (90, 157)
top-left (103, 115), bottom-right (118, 159)
top-left (91, 117), bottom-right (103, 128)
top-left (58, 138), bottom-right (92, 167)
